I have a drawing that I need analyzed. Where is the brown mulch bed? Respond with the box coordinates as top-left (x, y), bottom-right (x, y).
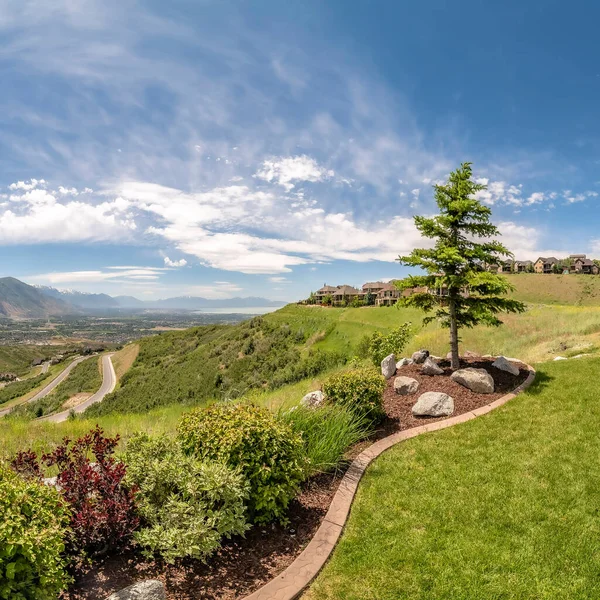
top-left (65, 357), bottom-right (530, 600)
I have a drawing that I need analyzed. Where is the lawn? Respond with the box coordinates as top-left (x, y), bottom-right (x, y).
top-left (305, 356), bottom-right (600, 600)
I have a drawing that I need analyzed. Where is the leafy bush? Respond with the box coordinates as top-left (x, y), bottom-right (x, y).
top-left (368, 323), bottom-right (412, 366)
top-left (0, 462), bottom-right (71, 599)
top-left (124, 434), bottom-right (249, 563)
top-left (178, 403), bottom-right (307, 524)
top-left (323, 367), bottom-right (386, 422)
top-left (12, 427), bottom-right (139, 557)
top-left (278, 404), bottom-right (372, 476)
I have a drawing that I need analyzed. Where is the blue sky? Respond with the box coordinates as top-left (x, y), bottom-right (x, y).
top-left (2, 0), bottom-right (600, 301)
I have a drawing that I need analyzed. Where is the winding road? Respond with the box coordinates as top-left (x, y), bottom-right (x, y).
top-left (39, 354), bottom-right (116, 423)
top-left (0, 356), bottom-right (89, 418)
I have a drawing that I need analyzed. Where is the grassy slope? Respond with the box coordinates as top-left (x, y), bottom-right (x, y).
top-left (0, 345), bottom-right (62, 376)
top-left (306, 357), bottom-right (600, 600)
top-left (112, 343), bottom-right (140, 381)
top-left (506, 273), bottom-right (600, 306)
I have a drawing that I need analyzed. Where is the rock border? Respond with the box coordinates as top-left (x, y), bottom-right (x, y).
top-left (241, 363), bottom-right (536, 600)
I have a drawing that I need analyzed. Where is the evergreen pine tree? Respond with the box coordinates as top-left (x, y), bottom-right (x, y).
top-left (396, 162), bottom-right (526, 369)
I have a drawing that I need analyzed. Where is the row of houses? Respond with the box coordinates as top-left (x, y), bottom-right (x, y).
top-left (313, 281), bottom-right (429, 307)
top-left (487, 254), bottom-right (599, 275)
top-left (314, 282), bottom-right (396, 307)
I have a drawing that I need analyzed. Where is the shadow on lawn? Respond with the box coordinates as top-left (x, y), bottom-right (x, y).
top-left (521, 369), bottom-right (554, 396)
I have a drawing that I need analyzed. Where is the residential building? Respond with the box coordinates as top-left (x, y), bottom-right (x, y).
top-left (362, 281), bottom-right (386, 294)
top-left (375, 283), bottom-right (400, 306)
top-left (332, 285), bottom-right (363, 305)
top-left (314, 285), bottom-right (338, 302)
top-left (534, 257), bottom-right (559, 273)
top-left (569, 255), bottom-right (599, 275)
top-left (513, 260), bottom-right (533, 273)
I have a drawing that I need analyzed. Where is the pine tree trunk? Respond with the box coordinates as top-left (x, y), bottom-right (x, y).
top-left (448, 295), bottom-right (460, 370)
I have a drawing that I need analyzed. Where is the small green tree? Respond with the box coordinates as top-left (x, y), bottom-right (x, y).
top-left (396, 162), bottom-right (526, 369)
top-left (365, 291), bottom-right (375, 306)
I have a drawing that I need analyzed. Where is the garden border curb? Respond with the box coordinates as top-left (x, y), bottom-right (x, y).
top-left (242, 363), bottom-right (536, 600)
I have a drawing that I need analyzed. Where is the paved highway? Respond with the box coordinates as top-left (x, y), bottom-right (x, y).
top-left (0, 356), bottom-right (89, 418)
top-left (39, 354), bottom-right (116, 423)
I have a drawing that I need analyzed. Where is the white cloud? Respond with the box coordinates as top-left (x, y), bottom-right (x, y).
top-left (0, 186), bottom-right (136, 244)
top-left (109, 179), bottom-right (425, 274)
top-left (525, 192), bottom-right (545, 205)
top-left (254, 155), bottom-right (334, 191)
top-left (269, 276), bottom-right (288, 283)
top-left (8, 179), bottom-right (46, 191)
top-left (564, 190), bottom-right (599, 203)
top-left (27, 266), bottom-right (166, 284)
top-left (475, 180), bottom-right (523, 206)
top-left (58, 186), bottom-right (79, 195)
top-left (163, 256), bottom-right (187, 268)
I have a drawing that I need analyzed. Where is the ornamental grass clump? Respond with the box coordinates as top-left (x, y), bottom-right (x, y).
top-left (278, 404), bottom-right (372, 476)
top-left (323, 367), bottom-right (386, 423)
top-left (177, 403), bottom-right (307, 524)
top-left (0, 462), bottom-right (71, 600)
top-left (124, 433), bottom-right (249, 563)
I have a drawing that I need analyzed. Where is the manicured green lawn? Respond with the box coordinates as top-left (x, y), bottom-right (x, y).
top-left (305, 357), bottom-right (600, 600)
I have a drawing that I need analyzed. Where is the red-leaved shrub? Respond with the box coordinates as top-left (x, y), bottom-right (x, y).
top-left (11, 426), bottom-right (139, 557)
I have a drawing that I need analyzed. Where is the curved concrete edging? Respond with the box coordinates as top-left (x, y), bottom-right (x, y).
top-left (242, 364), bottom-right (537, 600)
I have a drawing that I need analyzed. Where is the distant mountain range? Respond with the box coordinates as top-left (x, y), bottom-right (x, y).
top-left (0, 278), bottom-right (73, 318)
top-left (0, 277), bottom-right (286, 318)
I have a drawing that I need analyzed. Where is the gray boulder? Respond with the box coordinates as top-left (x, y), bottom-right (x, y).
top-left (381, 354), bottom-right (396, 379)
top-left (491, 356), bottom-right (519, 376)
top-left (411, 350), bottom-right (430, 364)
top-left (393, 376), bottom-right (419, 395)
top-left (451, 368), bottom-right (494, 394)
top-left (421, 357), bottom-right (443, 376)
top-left (412, 392), bottom-right (454, 417)
top-left (107, 580), bottom-right (166, 600)
top-left (301, 390), bottom-right (325, 408)
top-left (396, 357), bottom-right (413, 369)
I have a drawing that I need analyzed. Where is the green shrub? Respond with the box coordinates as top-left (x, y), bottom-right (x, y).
top-left (323, 367), bottom-right (386, 422)
top-left (177, 403), bottom-right (307, 524)
top-left (368, 323), bottom-right (412, 366)
top-left (278, 404), bottom-right (372, 476)
top-left (0, 463), bottom-right (71, 599)
top-left (124, 434), bottom-right (249, 563)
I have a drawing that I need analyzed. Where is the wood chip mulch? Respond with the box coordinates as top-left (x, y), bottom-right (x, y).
top-left (64, 357), bottom-right (530, 600)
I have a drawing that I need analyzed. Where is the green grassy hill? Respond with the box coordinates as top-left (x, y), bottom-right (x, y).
top-left (0, 344), bottom-right (72, 376)
top-left (83, 298), bottom-right (600, 418)
top-left (506, 273), bottom-right (600, 305)
top-left (85, 306), bottom-right (424, 417)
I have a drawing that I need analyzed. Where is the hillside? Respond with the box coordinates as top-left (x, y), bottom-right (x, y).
top-left (506, 273), bottom-right (600, 305)
top-left (0, 344), bottom-right (72, 376)
top-left (83, 299), bottom-right (600, 418)
top-left (0, 277), bottom-right (76, 318)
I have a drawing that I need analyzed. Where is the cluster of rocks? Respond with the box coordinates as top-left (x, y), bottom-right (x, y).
top-left (0, 372), bottom-right (18, 383)
top-left (381, 350), bottom-right (521, 418)
top-left (299, 350), bottom-right (522, 419)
